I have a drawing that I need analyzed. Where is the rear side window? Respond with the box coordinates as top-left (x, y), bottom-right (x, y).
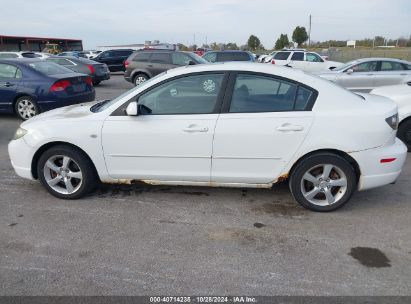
top-left (29, 61), bottom-right (72, 75)
top-left (0, 64), bottom-right (22, 78)
top-left (274, 52), bottom-right (291, 60)
top-left (132, 52), bottom-right (151, 62)
top-left (217, 52), bottom-right (250, 62)
top-left (380, 61), bottom-right (406, 71)
top-left (118, 50), bottom-right (133, 56)
top-left (291, 52), bottom-right (304, 61)
top-left (150, 53), bottom-right (171, 64)
top-left (229, 74), bottom-right (298, 113)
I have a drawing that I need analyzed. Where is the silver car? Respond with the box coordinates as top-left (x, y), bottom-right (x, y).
top-left (317, 58), bottom-right (411, 92)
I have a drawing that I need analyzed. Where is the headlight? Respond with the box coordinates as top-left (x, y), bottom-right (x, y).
top-left (385, 113), bottom-right (399, 130)
top-left (13, 127), bottom-right (28, 140)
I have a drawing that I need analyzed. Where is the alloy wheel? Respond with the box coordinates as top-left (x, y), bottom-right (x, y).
top-left (300, 164), bottom-right (348, 206)
top-left (17, 99), bottom-right (37, 120)
top-left (43, 155), bottom-right (83, 195)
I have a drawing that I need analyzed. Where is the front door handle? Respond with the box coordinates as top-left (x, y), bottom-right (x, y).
top-left (183, 124), bottom-right (209, 133)
top-left (4, 82), bottom-right (14, 87)
top-left (277, 124), bottom-right (304, 132)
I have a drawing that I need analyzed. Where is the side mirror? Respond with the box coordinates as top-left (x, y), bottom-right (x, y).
top-left (126, 101), bottom-right (138, 116)
top-left (346, 69), bottom-right (354, 74)
top-left (188, 60), bottom-right (196, 65)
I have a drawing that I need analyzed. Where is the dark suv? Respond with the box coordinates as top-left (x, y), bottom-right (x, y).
top-left (124, 50), bottom-right (207, 86)
top-left (202, 50), bottom-right (255, 63)
top-left (92, 49), bottom-right (134, 72)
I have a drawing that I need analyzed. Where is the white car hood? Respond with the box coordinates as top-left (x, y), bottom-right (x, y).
top-left (22, 100), bottom-right (102, 128)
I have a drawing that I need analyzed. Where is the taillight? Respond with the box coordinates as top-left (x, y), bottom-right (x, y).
top-left (87, 65), bottom-right (95, 74)
top-left (85, 77), bottom-right (93, 86)
top-left (124, 60), bottom-right (129, 69)
top-left (385, 113), bottom-right (399, 130)
top-left (271, 59), bottom-right (275, 64)
top-left (50, 80), bottom-right (71, 92)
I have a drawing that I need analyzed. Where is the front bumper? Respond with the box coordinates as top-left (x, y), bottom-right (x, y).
top-left (93, 73), bottom-right (110, 82)
top-left (350, 138), bottom-right (407, 191)
top-left (8, 137), bottom-right (35, 180)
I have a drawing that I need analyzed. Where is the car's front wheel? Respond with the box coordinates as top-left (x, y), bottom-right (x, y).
top-left (37, 145), bottom-right (97, 199)
top-left (15, 96), bottom-right (39, 120)
top-left (289, 153), bottom-right (357, 212)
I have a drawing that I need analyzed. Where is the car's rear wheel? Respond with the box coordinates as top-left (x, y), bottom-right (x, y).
top-left (37, 145), bottom-right (97, 199)
top-left (133, 73), bottom-right (149, 86)
top-left (15, 96), bottom-right (39, 120)
top-left (289, 153), bottom-right (357, 212)
top-left (398, 119), bottom-right (411, 152)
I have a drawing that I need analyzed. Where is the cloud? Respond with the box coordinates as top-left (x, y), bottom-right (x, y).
top-left (0, 0), bottom-right (409, 49)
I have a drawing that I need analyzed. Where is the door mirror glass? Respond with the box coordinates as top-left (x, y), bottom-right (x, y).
top-left (126, 101), bottom-right (138, 116)
top-left (188, 60), bottom-right (196, 65)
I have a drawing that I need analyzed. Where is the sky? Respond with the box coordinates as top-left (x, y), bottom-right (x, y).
top-left (0, 0), bottom-right (410, 49)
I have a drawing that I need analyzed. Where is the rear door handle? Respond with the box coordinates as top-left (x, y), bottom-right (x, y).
top-left (277, 124), bottom-right (304, 132)
top-left (4, 82), bottom-right (14, 87)
top-left (183, 124), bottom-right (209, 133)
top-left (147, 64), bottom-right (153, 67)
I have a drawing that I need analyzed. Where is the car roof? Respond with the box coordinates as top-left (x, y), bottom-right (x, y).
top-left (353, 57), bottom-right (410, 64)
top-left (209, 50), bottom-right (250, 53)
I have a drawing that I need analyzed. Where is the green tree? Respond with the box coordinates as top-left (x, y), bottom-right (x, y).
top-left (225, 42), bottom-right (239, 50)
top-left (292, 26), bottom-right (308, 47)
top-left (247, 35), bottom-right (261, 51)
top-left (275, 34), bottom-right (290, 50)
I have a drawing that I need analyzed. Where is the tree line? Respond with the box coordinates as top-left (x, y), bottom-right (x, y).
top-left (178, 26), bottom-right (411, 52)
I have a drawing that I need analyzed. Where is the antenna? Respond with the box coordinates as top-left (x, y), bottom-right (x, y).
top-left (308, 14), bottom-right (312, 46)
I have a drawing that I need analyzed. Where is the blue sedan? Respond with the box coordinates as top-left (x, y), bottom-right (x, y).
top-left (0, 59), bottom-right (95, 120)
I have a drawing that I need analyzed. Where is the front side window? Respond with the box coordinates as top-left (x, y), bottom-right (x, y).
top-left (306, 53), bottom-right (323, 62)
top-left (172, 52), bottom-right (193, 65)
top-left (380, 61), bottom-right (406, 71)
top-left (229, 74), bottom-right (315, 113)
top-left (137, 73), bottom-right (224, 115)
top-left (0, 64), bottom-right (21, 78)
top-left (150, 52), bottom-right (171, 64)
top-left (291, 52), bottom-right (304, 61)
top-left (0, 53), bottom-right (18, 58)
top-left (203, 52), bottom-right (217, 63)
top-left (274, 52), bottom-right (291, 60)
top-left (351, 61), bottom-right (378, 72)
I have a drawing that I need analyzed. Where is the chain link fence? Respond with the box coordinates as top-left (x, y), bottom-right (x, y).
top-left (324, 48), bottom-right (411, 63)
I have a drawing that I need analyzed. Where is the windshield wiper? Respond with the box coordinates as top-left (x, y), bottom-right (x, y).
top-left (90, 100), bottom-right (110, 112)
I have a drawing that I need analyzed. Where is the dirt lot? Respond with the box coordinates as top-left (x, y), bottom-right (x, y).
top-left (0, 75), bottom-right (411, 295)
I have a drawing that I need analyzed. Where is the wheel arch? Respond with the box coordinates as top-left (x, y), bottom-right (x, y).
top-left (31, 141), bottom-right (99, 180)
top-left (287, 149), bottom-right (361, 183)
top-left (131, 70), bottom-right (152, 81)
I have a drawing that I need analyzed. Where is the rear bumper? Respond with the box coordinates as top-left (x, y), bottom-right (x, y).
top-left (93, 74), bottom-right (110, 82)
top-left (350, 138), bottom-right (407, 191)
top-left (37, 91), bottom-right (96, 112)
top-left (124, 76), bottom-right (132, 83)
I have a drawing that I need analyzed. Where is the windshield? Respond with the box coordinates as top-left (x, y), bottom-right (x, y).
top-left (187, 52), bottom-right (208, 64)
top-left (332, 60), bottom-right (360, 72)
top-left (29, 61), bottom-right (73, 75)
top-left (91, 71), bottom-right (168, 113)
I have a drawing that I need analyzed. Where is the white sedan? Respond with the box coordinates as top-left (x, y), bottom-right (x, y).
top-left (8, 63), bottom-right (407, 211)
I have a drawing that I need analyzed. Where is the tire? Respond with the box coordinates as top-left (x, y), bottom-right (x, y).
top-left (93, 80), bottom-right (101, 86)
top-left (133, 73), bottom-right (149, 86)
top-left (37, 145), bottom-right (97, 199)
top-left (289, 153), bottom-right (357, 212)
top-left (15, 96), bottom-right (39, 120)
top-left (398, 119), bottom-right (411, 152)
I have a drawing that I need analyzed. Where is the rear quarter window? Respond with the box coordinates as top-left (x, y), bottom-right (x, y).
top-left (132, 52), bottom-right (151, 62)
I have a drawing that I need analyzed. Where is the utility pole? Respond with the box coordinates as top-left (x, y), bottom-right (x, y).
top-left (308, 14), bottom-right (312, 46)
